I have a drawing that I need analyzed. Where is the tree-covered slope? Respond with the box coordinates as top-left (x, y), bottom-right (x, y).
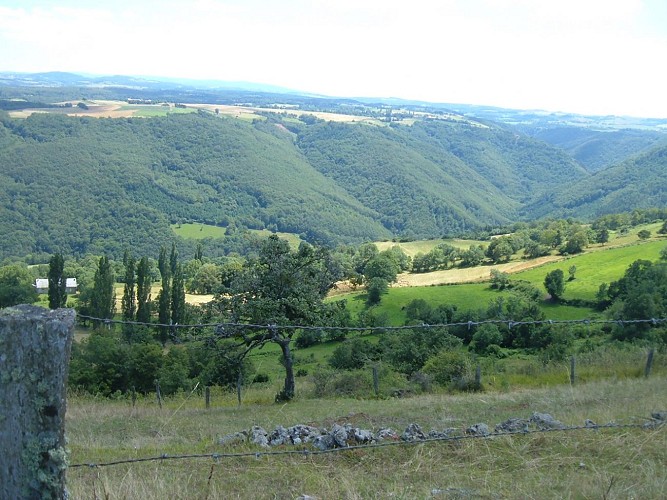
top-left (0, 112), bottom-right (392, 261)
top-left (526, 144), bottom-right (667, 218)
top-left (0, 109), bottom-right (646, 262)
top-left (529, 127), bottom-right (666, 172)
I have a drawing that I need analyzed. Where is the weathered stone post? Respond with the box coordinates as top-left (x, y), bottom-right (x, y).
top-left (0, 305), bottom-right (75, 500)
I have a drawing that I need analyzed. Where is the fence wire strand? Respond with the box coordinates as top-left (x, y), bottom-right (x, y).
top-left (70, 420), bottom-right (664, 469)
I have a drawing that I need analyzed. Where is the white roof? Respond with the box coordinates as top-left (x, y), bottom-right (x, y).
top-left (35, 278), bottom-right (77, 288)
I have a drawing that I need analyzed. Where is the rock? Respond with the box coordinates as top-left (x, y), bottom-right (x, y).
top-left (250, 426), bottom-right (269, 447)
top-left (376, 428), bottom-right (399, 441)
top-left (269, 426), bottom-right (289, 446)
top-left (495, 418), bottom-right (529, 433)
top-left (427, 428), bottom-right (456, 439)
top-left (288, 424), bottom-right (322, 444)
top-left (465, 423), bottom-right (490, 436)
top-left (401, 423), bottom-right (426, 441)
top-left (331, 424), bottom-right (349, 447)
top-left (312, 434), bottom-right (335, 451)
top-left (584, 419), bottom-right (597, 428)
top-left (651, 411), bottom-right (666, 422)
top-left (218, 431), bottom-right (247, 446)
top-left (530, 412), bottom-right (565, 430)
top-left (353, 428), bottom-right (374, 443)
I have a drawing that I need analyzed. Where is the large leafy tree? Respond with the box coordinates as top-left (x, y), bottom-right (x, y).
top-left (48, 253), bottom-right (67, 309)
top-left (0, 264), bottom-right (38, 308)
top-left (214, 235), bottom-right (342, 400)
top-left (544, 269), bottom-right (565, 301)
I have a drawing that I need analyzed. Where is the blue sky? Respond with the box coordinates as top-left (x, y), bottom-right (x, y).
top-left (1, 0), bottom-right (666, 117)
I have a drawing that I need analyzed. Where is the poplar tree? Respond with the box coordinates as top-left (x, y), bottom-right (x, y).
top-left (136, 256), bottom-right (152, 324)
top-left (48, 253), bottom-right (67, 309)
top-left (121, 255), bottom-right (136, 341)
top-left (171, 263), bottom-right (186, 327)
top-left (90, 256), bottom-right (115, 325)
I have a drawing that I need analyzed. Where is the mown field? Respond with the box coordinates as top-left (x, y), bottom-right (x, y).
top-left (65, 375), bottom-right (667, 499)
top-left (171, 223), bottom-right (303, 248)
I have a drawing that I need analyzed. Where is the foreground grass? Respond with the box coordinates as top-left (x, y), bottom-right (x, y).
top-left (66, 376), bottom-right (666, 499)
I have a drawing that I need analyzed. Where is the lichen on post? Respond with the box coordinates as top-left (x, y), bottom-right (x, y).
top-left (0, 305), bottom-right (75, 500)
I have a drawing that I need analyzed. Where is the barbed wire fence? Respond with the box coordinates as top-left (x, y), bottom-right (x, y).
top-left (72, 313), bottom-right (664, 398)
top-left (68, 419), bottom-right (665, 469)
top-left (75, 312), bottom-right (667, 342)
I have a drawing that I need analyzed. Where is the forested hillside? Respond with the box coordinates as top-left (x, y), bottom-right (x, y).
top-left (0, 105), bottom-right (664, 262)
top-left (528, 127), bottom-right (666, 172)
top-left (527, 144), bottom-right (667, 218)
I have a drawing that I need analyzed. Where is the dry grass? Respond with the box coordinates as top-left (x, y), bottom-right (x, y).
top-left (65, 377), bottom-right (667, 498)
top-left (396, 256), bottom-right (563, 287)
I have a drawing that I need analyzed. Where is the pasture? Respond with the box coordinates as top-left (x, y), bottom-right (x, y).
top-left (64, 374), bottom-right (667, 499)
top-left (171, 223), bottom-right (303, 248)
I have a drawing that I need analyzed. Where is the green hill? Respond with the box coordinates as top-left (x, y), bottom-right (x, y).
top-left (529, 127), bottom-right (666, 172)
top-left (528, 144), bottom-right (667, 218)
top-left (0, 106), bottom-right (665, 262)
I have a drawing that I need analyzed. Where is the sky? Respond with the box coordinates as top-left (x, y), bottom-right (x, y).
top-left (1, 0), bottom-right (666, 117)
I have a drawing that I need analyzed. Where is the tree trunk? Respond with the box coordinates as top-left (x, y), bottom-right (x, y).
top-left (278, 338), bottom-right (295, 400)
top-left (0, 305), bottom-right (75, 500)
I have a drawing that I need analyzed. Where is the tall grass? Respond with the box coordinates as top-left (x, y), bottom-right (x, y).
top-left (65, 373), bottom-right (667, 499)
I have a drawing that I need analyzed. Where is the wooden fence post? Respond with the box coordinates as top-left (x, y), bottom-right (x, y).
top-left (372, 366), bottom-right (379, 396)
top-left (570, 356), bottom-right (576, 385)
top-left (644, 348), bottom-right (655, 378)
top-left (155, 379), bottom-right (163, 409)
top-left (205, 386), bottom-right (211, 409)
top-left (0, 305), bottom-right (75, 500)
top-left (475, 364), bottom-right (482, 388)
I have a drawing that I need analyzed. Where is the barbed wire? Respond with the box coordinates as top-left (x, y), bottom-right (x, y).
top-left (69, 420), bottom-right (664, 469)
top-left (75, 313), bottom-right (667, 335)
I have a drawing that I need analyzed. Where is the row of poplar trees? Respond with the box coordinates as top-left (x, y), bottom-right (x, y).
top-left (49, 244), bottom-right (186, 342)
top-left (121, 244), bottom-right (186, 344)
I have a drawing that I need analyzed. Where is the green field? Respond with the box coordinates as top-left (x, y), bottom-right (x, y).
top-left (171, 223), bottom-right (302, 248)
top-left (131, 106), bottom-right (196, 117)
top-left (171, 223), bottom-right (228, 239)
top-left (375, 237), bottom-right (487, 256)
top-left (514, 239), bottom-right (667, 301)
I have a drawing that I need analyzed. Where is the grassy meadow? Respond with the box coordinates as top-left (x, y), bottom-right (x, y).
top-left (171, 223), bottom-right (303, 248)
top-left (65, 374), bottom-right (667, 499)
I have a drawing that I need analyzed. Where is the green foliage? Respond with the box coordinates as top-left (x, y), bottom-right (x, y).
top-left (470, 324), bottom-right (504, 354)
top-left (366, 277), bottom-right (389, 306)
top-left (89, 256), bottom-right (115, 322)
top-left (637, 229), bottom-right (651, 240)
top-left (379, 328), bottom-right (462, 375)
top-left (329, 338), bottom-right (381, 370)
top-left (607, 259), bottom-right (667, 341)
top-left (490, 269), bottom-right (511, 290)
top-left (422, 349), bottom-right (476, 390)
top-left (0, 263), bottom-right (38, 307)
top-left (544, 269), bottom-right (565, 300)
top-left (135, 257), bottom-right (152, 323)
top-left (48, 253), bottom-right (67, 309)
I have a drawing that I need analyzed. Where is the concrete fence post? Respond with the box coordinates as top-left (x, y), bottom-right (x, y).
top-left (0, 305), bottom-right (75, 500)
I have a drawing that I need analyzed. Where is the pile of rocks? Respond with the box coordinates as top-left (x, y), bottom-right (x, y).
top-left (217, 411), bottom-right (663, 451)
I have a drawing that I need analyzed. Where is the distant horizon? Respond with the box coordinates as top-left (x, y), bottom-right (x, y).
top-left (1, 1), bottom-right (666, 119)
top-left (3, 69), bottom-right (666, 121)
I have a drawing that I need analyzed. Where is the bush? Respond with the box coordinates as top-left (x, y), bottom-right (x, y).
top-left (252, 373), bottom-right (270, 384)
top-left (423, 349), bottom-right (475, 389)
top-left (470, 324), bottom-right (504, 354)
top-left (329, 338), bottom-right (380, 370)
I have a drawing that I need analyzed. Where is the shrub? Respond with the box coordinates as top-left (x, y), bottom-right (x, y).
top-left (329, 338), bottom-right (380, 370)
top-left (423, 349), bottom-right (474, 388)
